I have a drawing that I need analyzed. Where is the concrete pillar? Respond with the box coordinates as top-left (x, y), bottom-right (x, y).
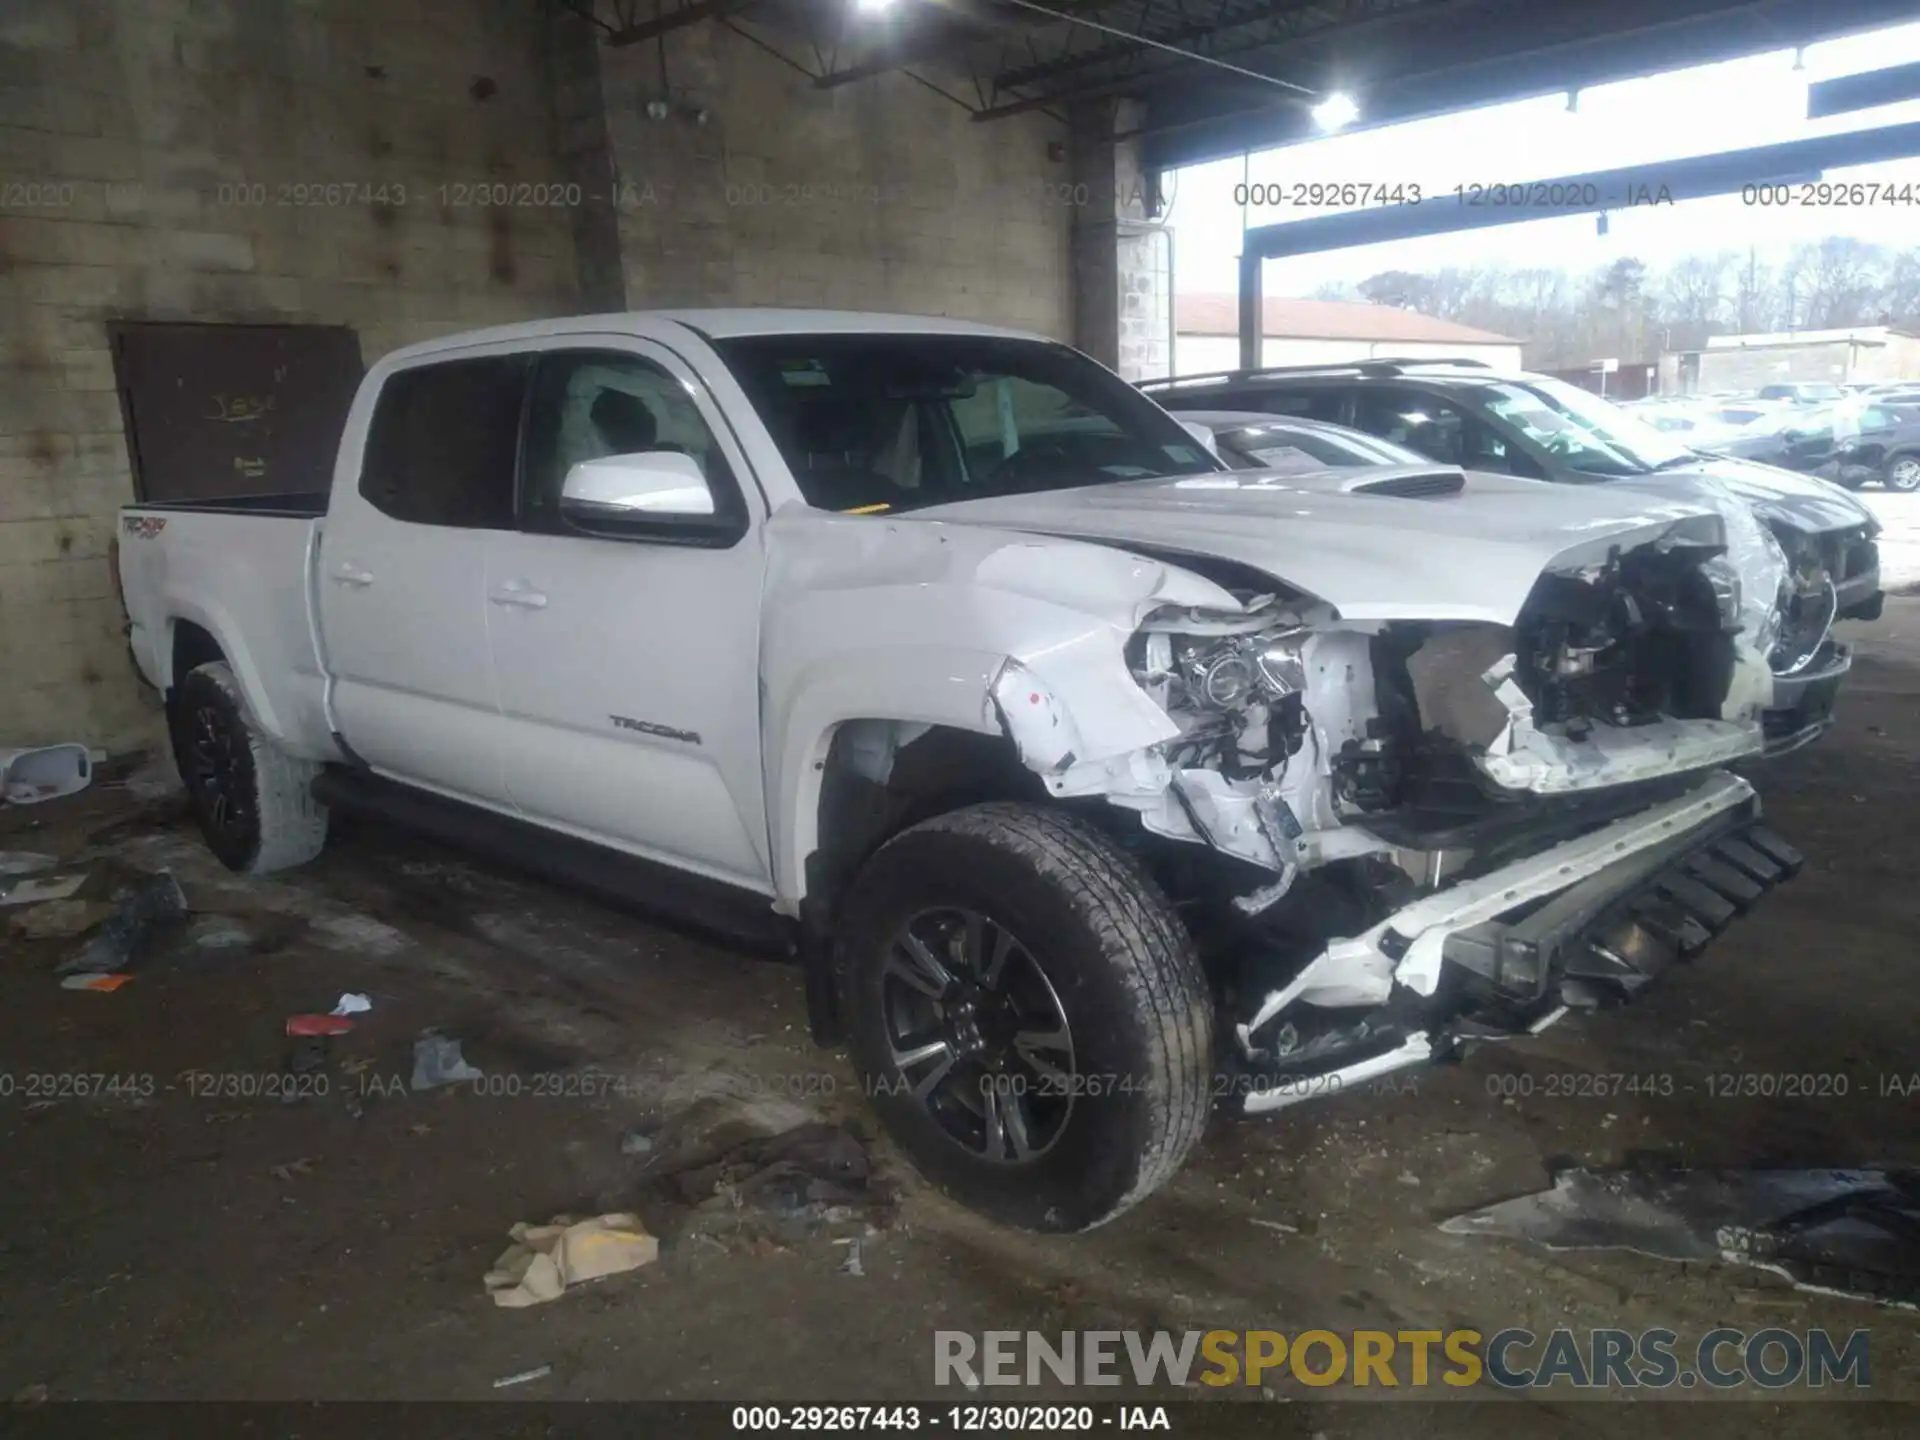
top-left (545, 7), bottom-right (626, 312)
top-left (1070, 100), bottom-right (1172, 381)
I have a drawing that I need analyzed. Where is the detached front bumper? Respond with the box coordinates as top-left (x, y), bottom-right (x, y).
top-left (1762, 640), bottom-right (1851, 756)
top-left (1238, 771), bottom-right (1799, 1113)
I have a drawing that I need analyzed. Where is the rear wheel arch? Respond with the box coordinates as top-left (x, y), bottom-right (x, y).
top-left (171, 660), bottom-right (328, 874)
top-left (169, 618), bottom-right (226, 694)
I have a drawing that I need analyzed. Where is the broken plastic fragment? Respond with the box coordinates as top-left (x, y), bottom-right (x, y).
top-left (412, 1031), bottom-right (483, 1090)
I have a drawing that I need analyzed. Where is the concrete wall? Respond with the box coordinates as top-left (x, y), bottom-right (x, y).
top-left (0, 3), bottom-right (1081, 750)
top-left (0, 0), bottom-right (580, 747)
top-left (1174, 334), bottom-right (1522, 376)
top-left (598, 24), bottom-right (1071, 338)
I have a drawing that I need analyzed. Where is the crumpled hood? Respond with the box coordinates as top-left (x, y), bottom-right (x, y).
top-left (917, 466), bottom-right (1723, 624)
top-left (1631, 453), bottom-right (1874, 535)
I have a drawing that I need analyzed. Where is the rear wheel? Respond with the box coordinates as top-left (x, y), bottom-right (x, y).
top-left (1885, 453), bottom-right (1920, 492)
top-left (841, 803), bottom-right (1213, 1231)
top-left (169, 661), bottom-right (328, 874)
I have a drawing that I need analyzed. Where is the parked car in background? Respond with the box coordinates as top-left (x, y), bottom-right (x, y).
top-left (1863, 385), bottom-right (1920, 407)
top-left (1707, 402), bottom-right (1920, 492)
top-left (113, 310), bottom-right (1814, 1231)
top-left (1708, 405), bottom-right (1844, 473)
top-left (1758, 382), bottom-right (1848, 405)
top-left (1621, 399), bottom-right (1750, 449)
top-left (1835, 404), bottom-right (1920, 492)
top-left (1173, 410), bottom-right (1430, 471)
top-left (1144, 359), bottom-right (1883, 752)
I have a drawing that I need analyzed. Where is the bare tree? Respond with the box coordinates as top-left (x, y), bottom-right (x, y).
top-left (1660, 253), bottom-right (1730, 349)
top-left (1797, 238), bottom-right (1887, 328)
top-left (1732, 248), bottom-right (1775, 333)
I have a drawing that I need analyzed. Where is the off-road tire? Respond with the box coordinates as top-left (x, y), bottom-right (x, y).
top-left (841, 802), bottom-right (1213, 1232)
top-left (169, 661), bottom-right (328, 874)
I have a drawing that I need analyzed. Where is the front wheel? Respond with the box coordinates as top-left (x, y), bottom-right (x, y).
top-left (841, 803), bottom-right (1213, 1231)
top-left (168, 661), bottom-right (328, 874)
top-left (1885, 453), bottom-right (1920, 492)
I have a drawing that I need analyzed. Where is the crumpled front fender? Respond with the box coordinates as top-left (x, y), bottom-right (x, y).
top-left (761, 509), bottom-right (1245, 905)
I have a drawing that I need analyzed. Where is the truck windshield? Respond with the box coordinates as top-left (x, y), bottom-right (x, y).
top-left (1473, 376), bottom-right (1696, 478)
top-left (710, 334), bottom-right (1220, 513)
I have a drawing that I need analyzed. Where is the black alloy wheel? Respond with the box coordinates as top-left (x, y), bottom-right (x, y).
top-left (881, 906), bottom-right (1076, 1164)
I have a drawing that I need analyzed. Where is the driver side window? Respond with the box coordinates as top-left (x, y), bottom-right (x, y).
top-left (520, 349), bottom-right (744, 540)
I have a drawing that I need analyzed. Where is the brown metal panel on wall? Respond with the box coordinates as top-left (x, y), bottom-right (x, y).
top-left (109, 323), bottom-right (365, 502)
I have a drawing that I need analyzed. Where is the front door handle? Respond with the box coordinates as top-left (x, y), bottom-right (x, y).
top-left (332, 563), bottom-right (374, 588)
top-left (488, 580), bottom-right (548, 610)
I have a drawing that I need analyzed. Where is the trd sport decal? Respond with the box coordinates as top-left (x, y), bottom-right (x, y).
top-left (611, 715), bottom-right (702, 746)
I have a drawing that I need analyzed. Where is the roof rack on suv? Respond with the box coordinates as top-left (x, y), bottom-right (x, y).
top-left (1141, 356), bottom-right (1493, 389)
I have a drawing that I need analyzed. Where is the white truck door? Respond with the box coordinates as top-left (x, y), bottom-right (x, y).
top-left (317, 354), bottom-right (527, 805)
top-left (485, 342), bottom-right (773, 892)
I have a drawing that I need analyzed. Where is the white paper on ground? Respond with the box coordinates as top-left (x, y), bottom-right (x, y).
top-left (0, 874), bottom-right (88, 908)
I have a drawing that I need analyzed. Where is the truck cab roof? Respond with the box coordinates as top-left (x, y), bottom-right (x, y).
top-left (381, 309), bottom-right (1052, 368)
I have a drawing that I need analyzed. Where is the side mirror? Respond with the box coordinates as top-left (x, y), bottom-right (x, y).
top-left (1179, 419), bottom-right (1221, 460)
top-left (560, 451), bottom-right (715, 522)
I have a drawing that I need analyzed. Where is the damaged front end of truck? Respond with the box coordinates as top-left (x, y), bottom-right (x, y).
top-left (985, 506), bottom-right (1801, 1112)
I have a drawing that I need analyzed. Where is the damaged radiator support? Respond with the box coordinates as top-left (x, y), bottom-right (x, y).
top-left (1443, 819), bottom-right (1805, 1006)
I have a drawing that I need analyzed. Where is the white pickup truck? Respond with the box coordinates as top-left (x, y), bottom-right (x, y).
top-left (117, 310), bottom-right (1806, 1231)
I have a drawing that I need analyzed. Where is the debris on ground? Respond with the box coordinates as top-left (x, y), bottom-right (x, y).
top-left (186, 917), bottom-right (253, 951)
top-left (9, 898), bottom-right (115, 940)
top-left (57, 870), bottom-right (189, 976)
top-left (491, 1365), bottom-right (552, 1389)
top-left (1, 743), bottom-right (93, 806)
top-left (837, 1237), bottom-right (865, 1277)
top-left (331, 992), bottom-right (373, 1016)
top-left (1441, 1166), bottom-right (1920, 1309)
top-left (59, 973), bottom-right (132, 992)
top-left (0, 851), bottom-right (58, 877)
top-left (286, 1013), bottom-right (355, 1037)
top-left (1, 873), bottom-right (88, 908)
top-left (1249, 1218), bottom-right (1299, 1235)
top-left (667, 1122), bottom-right (882, 1234)
top-left (269, 1157), bottom-right (316, 1181)
top-left (411, 1030), bottom-right (483, 1090)
top-left (284, 1036), bottom-right (331, 1092)
top-left (620, 1128), bottom-right (656, 1157)
top-left (484, 1212), bottom-right (659, 1308)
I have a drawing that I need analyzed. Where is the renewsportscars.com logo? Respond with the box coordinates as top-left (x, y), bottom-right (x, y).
top-left (934, 1328), bottom-right (1872, 1391)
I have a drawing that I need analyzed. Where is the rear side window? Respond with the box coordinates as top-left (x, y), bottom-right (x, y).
top-left (361, 357), bottom-right (527, 528)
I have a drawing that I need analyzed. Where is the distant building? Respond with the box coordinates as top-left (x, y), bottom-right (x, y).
top-left (1661, 326), bottom-right (1920, 394)
top-left (1173, 295), bottom-right (1524, 375)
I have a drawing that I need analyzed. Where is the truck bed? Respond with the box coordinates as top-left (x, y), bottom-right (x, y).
top-left (117, 500), bottom-right (334, 758)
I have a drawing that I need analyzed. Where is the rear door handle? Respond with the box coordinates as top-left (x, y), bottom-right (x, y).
top-left (332, 563), bottom-right (374, 588)
top-left (488, 580), bottom-right (548, 610)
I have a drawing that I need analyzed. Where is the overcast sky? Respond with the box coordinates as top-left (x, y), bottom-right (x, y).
top-left (1167, 20), bottom-right (1920, 298)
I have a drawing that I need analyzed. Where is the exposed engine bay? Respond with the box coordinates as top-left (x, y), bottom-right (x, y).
top-left (1085, 523), bottom-right (1773, 877)
top-left (987, 516), bottom-right (1791, 1101)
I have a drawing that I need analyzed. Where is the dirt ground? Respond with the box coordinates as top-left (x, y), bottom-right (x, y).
top-left (3, 602), bottom-right (1918, 1431)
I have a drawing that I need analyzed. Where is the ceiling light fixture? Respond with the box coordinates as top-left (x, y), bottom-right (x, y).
top-left (1311, 92), bottom-right (1359, 131)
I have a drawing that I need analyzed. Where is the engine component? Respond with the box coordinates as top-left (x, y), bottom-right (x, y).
top-left (1127, 612), bottom-right (1314, 787)
top-left (1511, 542), bottom-right (1736, 729)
